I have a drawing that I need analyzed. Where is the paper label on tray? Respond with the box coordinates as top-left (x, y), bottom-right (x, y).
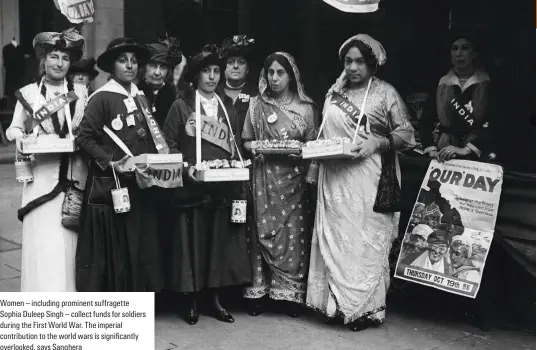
top-left (200, 169), bottom-right (249, 181)
top-left (302, 143), bottom-right (344, 156)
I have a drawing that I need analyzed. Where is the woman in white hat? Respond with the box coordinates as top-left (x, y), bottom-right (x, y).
top-left (306, 34), bottom-right (415, 331)
top-left (6, 28), bottom-right (88, 292)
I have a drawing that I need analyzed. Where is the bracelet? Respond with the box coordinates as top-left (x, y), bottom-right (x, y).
top-left (380, 136), bottom-right (391, 152)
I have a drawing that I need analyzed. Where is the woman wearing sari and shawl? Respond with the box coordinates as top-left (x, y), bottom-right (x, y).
top-left (306, 35), bottom-right (415, 331)
top-left (242, 52), bottom-right (319, 317)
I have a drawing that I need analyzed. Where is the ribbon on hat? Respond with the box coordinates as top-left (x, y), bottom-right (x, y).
top-left (33, 28), bottom-right (85, 58)
top-left (148, 34), bottom-right (182, 66)
top-left (232, 35), bottom-right (255, 47)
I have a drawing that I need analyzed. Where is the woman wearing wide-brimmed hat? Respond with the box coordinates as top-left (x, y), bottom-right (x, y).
top-left (162, 44), bottom-right (251, 325)
top-left (306, 34), bottom-right (415, 331)
top-left (5, 28), bottom-right (88, 292)
top-left (75, 37), bottom-right (164, 292)
top-left (68, 57), bottom-right (99, 93)
top-left (138, 35), bottom-right (183, 127)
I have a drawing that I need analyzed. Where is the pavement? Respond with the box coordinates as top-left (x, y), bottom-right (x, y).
top-left (0, 142), bottom-right (16, 164)
top-left (0, 160), bottom-right (534, 350)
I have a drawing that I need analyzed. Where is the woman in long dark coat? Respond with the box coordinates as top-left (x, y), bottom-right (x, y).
top-left (162, 44), bottom-right (251, 325)
top-left (75, 37), bottom-right (164, 292)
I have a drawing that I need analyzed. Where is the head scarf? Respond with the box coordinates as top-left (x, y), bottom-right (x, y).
top-left (33, 28), bottom-right (85, 61)
top-left (338, 34), bottom-right (387, 65)
top-left (258, 52), bottom-right (313, 104)
top-left (147, 35), bottom-right (183, 67)
top-left (328, 34), bottom-right (386, 95)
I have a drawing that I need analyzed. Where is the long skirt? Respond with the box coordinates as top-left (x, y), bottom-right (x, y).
top-left (75, 167), bottom-right (163, 292)
top-left (20, 153), bottom-right (86, 292)
top-left (167, 183), bottom-right (252, 293)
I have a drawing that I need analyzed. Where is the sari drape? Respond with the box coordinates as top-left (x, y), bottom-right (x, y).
top-left (306, 77), bottom-right (415, 323)
top-left (243, 94), bottom-right (316, 303)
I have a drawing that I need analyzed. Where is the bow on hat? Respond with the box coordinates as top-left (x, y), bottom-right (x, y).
top-left (33, 28), bottom-right (85, 60)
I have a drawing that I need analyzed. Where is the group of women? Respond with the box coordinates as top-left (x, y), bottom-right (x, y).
top-left (7, 26), bottom-right (492, 332)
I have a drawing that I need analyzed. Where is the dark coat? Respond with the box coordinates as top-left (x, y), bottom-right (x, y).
top-left (217, 81), bottom-right (258, 131)
top-left (137, 81), bottom-right (177, 128)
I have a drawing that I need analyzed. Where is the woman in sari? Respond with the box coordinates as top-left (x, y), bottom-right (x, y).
top-left (242, 52), bottom-right (318, 317)
top-left (306, 34), bottom-right (415, 331)
top-left (6, 29), bottom-right (88, 291)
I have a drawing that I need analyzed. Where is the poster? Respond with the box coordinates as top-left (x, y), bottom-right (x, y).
top-left (394, 159), bottom-right (503, 298)
top-left (323, 0), bottom-right (380, 13)
top-left (53, 0), bottom-right (95, 24)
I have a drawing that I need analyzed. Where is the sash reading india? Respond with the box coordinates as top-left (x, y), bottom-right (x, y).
top-left (394, 159), bottom-right (503, 298)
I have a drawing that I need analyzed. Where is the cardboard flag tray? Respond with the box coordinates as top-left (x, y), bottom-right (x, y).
top-left (196, 168), bottom-right (250, 182)
top-left (21, 136), bottom-right (75, 154)
top-left (301, 142), bottom-right (355, 160)
top-left (133, 153), bottom-right (184, 164)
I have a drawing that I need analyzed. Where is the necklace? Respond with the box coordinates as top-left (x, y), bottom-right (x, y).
top-left (272, 91), bottom-right (292, 106)
top-left (226, 81), bottom-right (245, 90)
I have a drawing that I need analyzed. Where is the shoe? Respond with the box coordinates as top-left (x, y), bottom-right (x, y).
top-left (184, 307), bottom-right (199, 325)
top-left (247, 301), bottom-right (263, 316)
top-left (215, 308), bottom-right (234, 323)
top-left (286, 303), bottom-right (301, 318)
top-left (349, 319), bottom-right (369, 332)
top-left (349, 318), bottom-right (381, 332)
top-left (324, 316), bottom-right (344, 325)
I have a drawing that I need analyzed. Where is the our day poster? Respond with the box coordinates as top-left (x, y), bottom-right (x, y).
top-left (394, 159), bottom-right (503, 298)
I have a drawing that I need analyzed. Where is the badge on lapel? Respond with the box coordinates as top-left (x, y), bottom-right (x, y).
top-left (123, 97), bottom-right (137, 113)
top-left (112, 115), bottom-right (123, 131)
top-left (239, 93), bottom-right (250, 103)
top-left (267, 113), bottom-right (278, 124)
